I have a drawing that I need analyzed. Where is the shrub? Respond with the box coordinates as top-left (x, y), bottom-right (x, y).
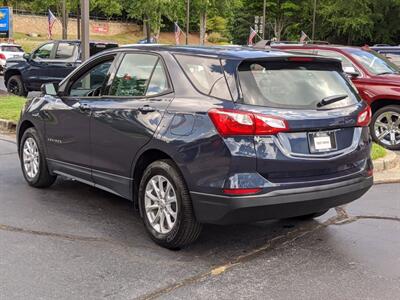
top-left (207, 32), bottom-right (228, 43)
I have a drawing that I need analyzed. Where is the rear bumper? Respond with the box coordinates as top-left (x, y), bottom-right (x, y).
top-left (191, 176), bottom-right (373, 225)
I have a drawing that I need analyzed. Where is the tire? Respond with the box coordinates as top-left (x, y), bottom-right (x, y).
top-left (7, 75), bottom-right (28, 97)
top-left (294, 210), bottom-right (328, 220)
top-left (139, 159), bottom-right (202, 249)
top-left (19, 127), bottom-right (57, 188)
top-left (370, 105), bottom-right (400, 150)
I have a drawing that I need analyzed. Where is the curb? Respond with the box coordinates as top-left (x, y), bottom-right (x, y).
top-left (373, 150), bottom-right (399, 172)
top-left (0, 119), bottom-right (17, 132)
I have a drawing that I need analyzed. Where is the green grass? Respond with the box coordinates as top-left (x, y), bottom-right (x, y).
top-left (0, 95), bottom-right (26, 122)
top-left (371, 143), bottom-right (387, 160)
top-left (13, 31), bottom-right (161, 52)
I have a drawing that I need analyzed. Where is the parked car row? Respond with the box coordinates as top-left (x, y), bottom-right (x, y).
top-left (17, 45), bottom-right (373, 248)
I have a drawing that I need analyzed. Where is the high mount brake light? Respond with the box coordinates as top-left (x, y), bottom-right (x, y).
top-left (287, 57), bottom-right (314, 62)
top-left (357, 106), bottom-right (372, 127)
top-left (208, 108), bottom-right (289, 137)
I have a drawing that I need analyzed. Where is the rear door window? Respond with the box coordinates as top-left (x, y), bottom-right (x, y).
top-left (55, 42), bottom-right (77, 60)
top-left (109, 53), bottom-right (169, 97)
top-left (175, 55), bottom-right (232, 100)
top-left (238, 60), bottom-right (360, 110)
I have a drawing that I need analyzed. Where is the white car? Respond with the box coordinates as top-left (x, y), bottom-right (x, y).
top-left (0, 43), bottom-right (24, 74)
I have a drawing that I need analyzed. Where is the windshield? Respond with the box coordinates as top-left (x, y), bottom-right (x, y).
top-left (238, 61), bottom-right (360, 110)
top-left (348, 49), bottom-right (400, 75)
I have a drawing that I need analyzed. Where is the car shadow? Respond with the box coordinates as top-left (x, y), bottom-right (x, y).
top-left (36, 177), bottom-right (324, 264)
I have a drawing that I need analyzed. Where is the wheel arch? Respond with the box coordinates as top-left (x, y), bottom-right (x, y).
top-left (132, 148), bottom-right (180, 213)
top-left (370, 99), bottom-right (400, 115)
top-left (4, 69), bottom-right (22, 86)
top-left (17, 120), bottom-right (35, 152)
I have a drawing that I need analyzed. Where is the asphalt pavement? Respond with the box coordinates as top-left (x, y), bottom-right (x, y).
top-left (0, 134), bottom-right (399, 300)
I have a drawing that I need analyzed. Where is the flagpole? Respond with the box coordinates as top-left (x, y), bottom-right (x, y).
top-left (251, 27), bottom-right (263, 41)
top-left (185, 0), bottom-right (190, 45)
top-left (262, 0), bottom-right (266, 40)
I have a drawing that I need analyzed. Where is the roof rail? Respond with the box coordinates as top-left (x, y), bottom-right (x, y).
top-left (305, 40), bottom-right (330, 45)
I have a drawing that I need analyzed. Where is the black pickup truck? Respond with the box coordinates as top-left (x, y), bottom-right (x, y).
top-left (4, 40), bottom-right (118, 96)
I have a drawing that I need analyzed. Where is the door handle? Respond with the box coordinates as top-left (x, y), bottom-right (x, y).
top-left (138, 105), bottom-right (156, 113)
top-left (78, 103), bottom-right (91, 111)
top-left (65, 63), bottom-right (73, 67)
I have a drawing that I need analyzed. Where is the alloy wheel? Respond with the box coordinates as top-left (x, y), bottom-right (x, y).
top-left (374, 111), bottom-right (400, 146)
top-left (8, 79), bottom-right (20, 95)
top-left (144, 175), bottom-right (178, 234)
top-left (22, 137), bottom-right (40, 179)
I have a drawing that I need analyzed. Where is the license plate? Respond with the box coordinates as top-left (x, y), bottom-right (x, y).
top-left (308, 131), bottom-right (337, 153)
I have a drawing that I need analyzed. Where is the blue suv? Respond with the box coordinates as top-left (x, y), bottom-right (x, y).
top-left (17, 46), bottom-right (373, 249)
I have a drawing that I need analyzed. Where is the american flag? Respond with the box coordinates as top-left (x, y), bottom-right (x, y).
top-left (174, 22), bottom-right (183, 45)
top-left (300, 31), bottom-right (309, 43)
top-left (248, 27), bottom-right (257, 46)
top-left (48, 9), bottom-right (58, 40)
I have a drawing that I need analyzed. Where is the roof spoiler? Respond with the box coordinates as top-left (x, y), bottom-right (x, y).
top-left (253, 40), bottom-right (272, 49)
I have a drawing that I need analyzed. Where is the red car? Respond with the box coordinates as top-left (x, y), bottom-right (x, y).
top-left (271, 43), bottom-right (400, 150)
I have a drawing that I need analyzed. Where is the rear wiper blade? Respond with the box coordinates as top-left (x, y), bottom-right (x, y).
top-left (317, 94), bottom-right (348, 108)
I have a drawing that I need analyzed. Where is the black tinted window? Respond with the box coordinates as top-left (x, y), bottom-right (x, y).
top-left (90, 43), bottom-right (118, 56)
top-left (69, 60), bottom-right (113, 97)
top-left (175, 55), bottom-right (231, 99)
top-left (56, 42), bottom-right (76, 59)
top-left (109, 53), bottom-right (159, 97)
top-left (238, 61), bottom-right (360, 109)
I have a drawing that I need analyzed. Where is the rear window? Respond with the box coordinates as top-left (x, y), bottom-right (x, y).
top-left (90, 43), bottom-right (118, 56)
top-left (175, 54), bottom-right (232, 100)
top-left (1, 46), bottom-right (23, 52)
top-left (238, 60), bottom-right (360, 110)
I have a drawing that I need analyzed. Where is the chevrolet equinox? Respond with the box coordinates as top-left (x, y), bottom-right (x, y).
top-left (17, 46), bottom-right (373, 249)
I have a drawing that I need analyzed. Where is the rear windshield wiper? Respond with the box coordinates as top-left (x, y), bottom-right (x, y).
top-left (317, 94), bottom-right (348, 108)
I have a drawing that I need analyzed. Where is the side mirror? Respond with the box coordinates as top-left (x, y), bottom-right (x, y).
top-left (23, 53), bottom-right (31, 61)
top-left (41, 83), bottom-right (59, 96)
top-left (343, 66), bottom-right (360, 78)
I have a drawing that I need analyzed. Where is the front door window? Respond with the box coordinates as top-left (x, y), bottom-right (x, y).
top-left (69, 60), bottom-right (113, 97)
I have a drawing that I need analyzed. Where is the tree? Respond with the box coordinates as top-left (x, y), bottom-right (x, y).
top-left (318, 0), bottom-right (374, 44)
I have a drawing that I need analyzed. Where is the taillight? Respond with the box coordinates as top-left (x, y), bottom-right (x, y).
top-left (357, 106), bottom-right (372, 127)
top-left (208, 108), bottom-right (288, 136)
top-left (223, 188), bottom-right (262, 195)
top-left (0, 53), bottom-right (6, 60)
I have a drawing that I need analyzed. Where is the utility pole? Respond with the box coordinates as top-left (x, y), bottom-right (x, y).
top-left (262, 0), bottom-right (266, 40)
top-left (62, 0), bottom-right (67, 39)
top-left (77, 3), bottom-right (80, 39)
top-left (80, 0), bottom-right (89, 62)
top-left (186, 0), bottom-right (189, 45)
top-left (312, 0), bottom-right (317, 41)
